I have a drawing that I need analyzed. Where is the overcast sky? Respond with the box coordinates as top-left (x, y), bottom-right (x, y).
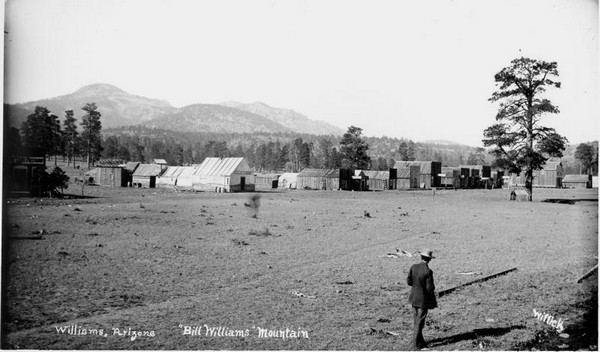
top-left (4, 0), bottom-right (598, 146)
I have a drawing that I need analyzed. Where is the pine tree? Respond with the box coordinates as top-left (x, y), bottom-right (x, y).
top-left (80, 103), bottom-right (103, 168)
top-left (63, 110), bottom-right (79, 167)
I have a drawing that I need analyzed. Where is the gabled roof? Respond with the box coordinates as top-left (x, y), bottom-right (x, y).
top-left (195, 157), bottom-right (247, 176)
top-left (133, 164), bottom-right (164, 177)
top-left (124, 161), bottom-right (140, 172)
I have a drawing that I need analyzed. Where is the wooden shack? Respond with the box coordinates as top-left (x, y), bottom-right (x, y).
top-left (6, 156), bottom-right (46, 196)
top-left (440, 167), bottom-right (461, 189)
top-left (352, 170), bottom-right (369, 191)
top-left (534, 161), bottom-right (564, 188)
top-left (562, 174), bottom-right (592, 189)
top-left (362, 170), bottom-right (392, 191)
top-left (132, 164), bottom-right (165, 188)
top-left (297, 168), bottom-right (340, 190)
top-left (254, 173), bottom-right (280, 189)
top-left (510, 161), bottom-right (564, 188)
top-left (397, 165), bottom-right (420, 189)
top-left (460, 165), bottom-right (492, 188)
top-left (394, 161), bottom-right (442, 188)
top-left (93, 160), bottom-right (128, 187)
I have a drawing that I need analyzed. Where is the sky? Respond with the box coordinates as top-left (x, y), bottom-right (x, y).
top-left (3, 0), bottom-right (599, 146)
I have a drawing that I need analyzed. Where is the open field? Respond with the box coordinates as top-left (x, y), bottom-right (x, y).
top-left (1, 181), bottom-right (598, 350)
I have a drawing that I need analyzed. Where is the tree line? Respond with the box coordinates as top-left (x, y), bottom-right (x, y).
top-left (11, 101), bottom-right (591, 176)
top-left (6, 103), bottom-right (103, 169)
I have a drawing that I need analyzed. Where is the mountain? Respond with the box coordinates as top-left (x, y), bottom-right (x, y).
top-left (4, 84), bottom-right (344, 136)
top-left (144, 104), bottom-right (294, 134)
top-left (220, 101), bottom-right (343, 136)
top-left (5, 83), bottom-right (177, 129)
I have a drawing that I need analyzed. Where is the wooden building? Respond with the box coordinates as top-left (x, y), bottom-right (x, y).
top-left (296, 168), bottom-right (340, 190)
top-left (5, 156), bottom-right (46, 196)
top-left (396, 165), bottom-right (420, 189)
top-left (92, 160), bottom-right (128, 187)
top-left (361, 170), bottom-right (391, 191)
top-left (132, 164), bottom-right (165, 188)
top-left (460, 165), bottom-right (492, 188)
top-left (562, 174), bottom-right (592, 189)
top-left (254, 173), bottom-right (280, 189)
top-left (509, 161), bottom-right (564, 188)
top-left (394, 161), bottom-right (442, 188)
top-left (534, 161), bottom-right (564, 188)
top-left (440, 167), bottom-right (461, 189)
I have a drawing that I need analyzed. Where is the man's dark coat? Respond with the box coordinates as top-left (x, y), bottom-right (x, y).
top-left (407, 261), bottom-right (438, 309)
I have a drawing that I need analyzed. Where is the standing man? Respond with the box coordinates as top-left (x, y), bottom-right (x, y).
top-left (407, 249), bottom-right (437, 350)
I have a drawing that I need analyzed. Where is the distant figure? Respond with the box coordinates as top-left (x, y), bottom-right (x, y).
top-left (363, 210), bottom-right (371, 218)
top-left (246, 193), bottom-right (261, 218)
top-left (510, 190), bottom-right (516, 201)
top-left (407, 249), bottom-right (437, 350)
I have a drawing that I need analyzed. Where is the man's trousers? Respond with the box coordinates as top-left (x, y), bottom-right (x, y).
top-left (412, 306), bottom-right (429, 349)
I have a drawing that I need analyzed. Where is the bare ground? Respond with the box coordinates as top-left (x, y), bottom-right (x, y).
top-left (1, 182), bottom-right (597, 350)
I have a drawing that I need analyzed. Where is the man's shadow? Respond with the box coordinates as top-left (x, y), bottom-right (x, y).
top-left (427, 325), bottom-right (526, 348)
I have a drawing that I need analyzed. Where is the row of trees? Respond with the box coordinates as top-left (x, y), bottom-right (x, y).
top-left (100, 126), bottom-right (378, 172)
top-left (10, 103), bottom-right (381, 172)
top-left (12, 103), bottom-right (103, 168)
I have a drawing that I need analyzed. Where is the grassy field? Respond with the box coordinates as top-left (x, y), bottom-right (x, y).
top-left (1, 172), bottom-right (598, 350)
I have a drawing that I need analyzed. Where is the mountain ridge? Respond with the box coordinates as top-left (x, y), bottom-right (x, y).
top-left (5, 84), bottom-right (344, 136)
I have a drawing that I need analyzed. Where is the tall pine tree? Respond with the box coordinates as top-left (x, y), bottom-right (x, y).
top-left (80, 103), bottom-right (103, 168)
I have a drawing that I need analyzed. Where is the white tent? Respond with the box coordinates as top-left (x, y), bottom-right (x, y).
top-left (278, 173), bottom-right (298, 189)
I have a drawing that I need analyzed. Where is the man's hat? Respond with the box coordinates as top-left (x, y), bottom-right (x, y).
top-left (420, 249), bottom-right (435, 259)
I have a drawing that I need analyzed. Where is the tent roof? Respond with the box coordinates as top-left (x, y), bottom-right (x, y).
top-left (133, 164), bottom-right (164, 177)
top-left (195, 157), bottom-right (247, 176)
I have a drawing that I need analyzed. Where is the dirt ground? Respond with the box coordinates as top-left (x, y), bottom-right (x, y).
top-left (1, 179), bottom-right (598, 350)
